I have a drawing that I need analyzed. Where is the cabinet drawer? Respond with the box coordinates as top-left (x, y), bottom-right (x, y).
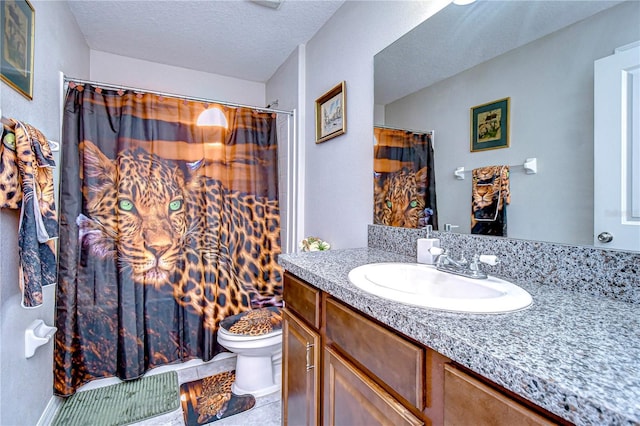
top-left (324, 346), bottom-right (423, 426)
top-left (324, 297), bottom-right (425, 410)
top-left (284, 272), bottom-right (321, 328)
top-left (444, 365), bottom-right (556, 426)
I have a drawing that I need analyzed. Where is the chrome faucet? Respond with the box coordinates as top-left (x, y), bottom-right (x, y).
top-left (431, 248), bottom-right (499, 279)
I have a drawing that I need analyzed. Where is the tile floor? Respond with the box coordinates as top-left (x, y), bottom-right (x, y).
top-left (78, 354), bottom-right (282, 426)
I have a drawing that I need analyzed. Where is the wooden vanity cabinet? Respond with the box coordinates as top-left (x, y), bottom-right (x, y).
top-left (283, 272), bottom-right (435, 425)
top-left (282, 274), bottom-right (321, 426)
top-left (283, 271), bottom-right (563, 426)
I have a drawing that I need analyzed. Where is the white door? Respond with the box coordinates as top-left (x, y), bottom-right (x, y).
top-left (594, 42), bottom-right (640, 251)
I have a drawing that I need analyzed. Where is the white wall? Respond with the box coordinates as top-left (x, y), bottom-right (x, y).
top-left (303, 0), bottom-right (450, 249)
top-left (383, 1), bottom-right (640, 246)
top-left (90, 50), bottom-right (266, 107)
top-left (0, 1), bottom-right (90, 424)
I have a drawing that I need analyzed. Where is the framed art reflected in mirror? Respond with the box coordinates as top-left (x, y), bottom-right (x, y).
top-left (316, 81), bottom-right (346, 143)
top-left (470, 97), bottom-right (509, 152)
top-left (1, 0), bottom-right (35, 100)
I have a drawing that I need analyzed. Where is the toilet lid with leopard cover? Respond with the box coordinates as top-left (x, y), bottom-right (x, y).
top-left (219, 306), bottom-right (282, 336)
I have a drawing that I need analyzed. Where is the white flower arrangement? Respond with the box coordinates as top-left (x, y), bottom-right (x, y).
top-left (299, 236), bottom-right (331, 252)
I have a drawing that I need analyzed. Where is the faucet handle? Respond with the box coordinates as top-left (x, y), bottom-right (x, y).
top-left (478, 254), bottom-right (499, 266)
top-left (429, 247), bottom-right (444, 256)
top-left (433, 248), bottom-right (449, 266)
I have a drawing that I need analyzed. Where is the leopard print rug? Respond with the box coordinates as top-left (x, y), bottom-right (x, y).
top-left (180, 370), bottom-right (256, 425)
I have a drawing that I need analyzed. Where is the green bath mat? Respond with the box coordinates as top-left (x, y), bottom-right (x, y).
top-left (52, 371), bottom-right (180, 426)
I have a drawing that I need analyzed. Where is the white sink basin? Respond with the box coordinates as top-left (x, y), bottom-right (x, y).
top-left (348, 263), bottom-right (532, 314)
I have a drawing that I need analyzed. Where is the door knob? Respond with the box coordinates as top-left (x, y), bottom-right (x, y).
top-left (597, 232), bottom-right (613, 243)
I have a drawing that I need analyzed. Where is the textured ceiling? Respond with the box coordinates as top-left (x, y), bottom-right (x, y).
top-left (66, 1), bottom-right (625, 100)
top-left (375, 1), bottom-right (625, 105)
top-left (67, 0), bottom-right (345, 83)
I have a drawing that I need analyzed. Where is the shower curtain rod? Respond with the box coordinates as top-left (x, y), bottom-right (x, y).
top-left (374, 125), bottom-right (434, 135)
top-left (63, 76), bottom-right (294, 116)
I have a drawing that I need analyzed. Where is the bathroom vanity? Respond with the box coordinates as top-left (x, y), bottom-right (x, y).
top-left (282, 271), bottom-right (560, 425)
top-left (278, 235), bottom-right (640, 425)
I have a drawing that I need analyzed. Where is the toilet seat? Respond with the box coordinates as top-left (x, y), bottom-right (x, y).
top-left (218, 326), bottom-right (282, 341)
top-left (219, 306), bottom-right (282, 338)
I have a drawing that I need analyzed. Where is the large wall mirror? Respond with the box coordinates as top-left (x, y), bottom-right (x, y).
top-left (374, 0), bottom-right (640, 249)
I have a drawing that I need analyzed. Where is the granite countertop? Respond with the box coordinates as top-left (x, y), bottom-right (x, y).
top-left (278, 248), bottom-right (640, 426)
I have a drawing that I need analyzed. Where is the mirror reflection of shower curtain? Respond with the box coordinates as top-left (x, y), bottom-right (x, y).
top-left (54, 84), bottom-right (283, 396)
top-left (373, 127), bottom-right (437, 229)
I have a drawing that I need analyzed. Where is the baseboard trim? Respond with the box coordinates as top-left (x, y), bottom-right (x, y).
top-left (37, 395), bottom-right (63, 426)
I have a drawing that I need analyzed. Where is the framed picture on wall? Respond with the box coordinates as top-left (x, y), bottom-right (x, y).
top-left (315, 81), bottom-right (346, 143)
top-left (1, 0), bottom-right (35, 100)
top-left (470, 97), bottom-right (510, 152)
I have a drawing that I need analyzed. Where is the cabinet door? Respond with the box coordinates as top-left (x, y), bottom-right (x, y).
top-left (324, 297), bottom-right (425, 409)
top-left (324, 346), bottom-right (423, 426)
top-left (282, 308), bottom-right (321, 426)
top-left (444, 365), bottom-right (556, 426)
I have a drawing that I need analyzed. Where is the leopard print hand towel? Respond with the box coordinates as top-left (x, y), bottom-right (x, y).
top-left (471, 165), bottom-right (510, 237)
top-left (1, 119), bottom-right (58, 308)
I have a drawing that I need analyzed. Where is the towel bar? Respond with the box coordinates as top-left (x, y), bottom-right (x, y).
top-left (454, 158), bottom-right (537, 180)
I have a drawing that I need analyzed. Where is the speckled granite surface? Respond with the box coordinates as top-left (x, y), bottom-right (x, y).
top-left (278, 245), bottom-right (640, 425)
top-left (368, 225), bottom-right (640, 304)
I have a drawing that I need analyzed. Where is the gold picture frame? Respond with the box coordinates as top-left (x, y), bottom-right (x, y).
top-left (470, 97), bottom-right (510, 152)
top-left (315, 81), bottom-right (346, 143)
top-left (1, 0), bottom-right (35, 100)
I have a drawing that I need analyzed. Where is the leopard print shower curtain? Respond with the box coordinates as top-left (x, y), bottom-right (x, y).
top-left (54, 83), bottom-right (283, 396)
top-left (373, 127), bottom-right (438, 229)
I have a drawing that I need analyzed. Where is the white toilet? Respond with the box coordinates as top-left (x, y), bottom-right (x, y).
top-left (217, 306), bottom-right (283, 397)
